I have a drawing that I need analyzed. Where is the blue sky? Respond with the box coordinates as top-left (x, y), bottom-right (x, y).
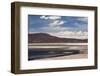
top-left (28, 15), bottom-right (88, 39)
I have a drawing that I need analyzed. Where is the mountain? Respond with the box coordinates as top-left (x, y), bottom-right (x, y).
top-left (28, 33), bottom-right (88, 43)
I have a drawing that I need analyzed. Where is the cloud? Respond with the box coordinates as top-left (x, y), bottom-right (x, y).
top-left (77, 17), bottom-right (88, 22)
top-left (40, 15), bottom-right (61, 20)
top-left (49, 31), bottom-right (88, 39)
top-left (40, 15), bottom-right (65, 28)
top-left (40, 26), bottom-right (68, 32)
top-left (48, 16), bottom-right (61, 20)
top-left (40, 16), bottom-right (46, 19)
top-left (49, 20), bottom-right (65, 27)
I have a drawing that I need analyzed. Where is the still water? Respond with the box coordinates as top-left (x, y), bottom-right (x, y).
top-left (28, 48), bottom-right (80, 60)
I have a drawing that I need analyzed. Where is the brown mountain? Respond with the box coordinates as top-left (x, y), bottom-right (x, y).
top-left (28, 33), bottom-right (88, 43)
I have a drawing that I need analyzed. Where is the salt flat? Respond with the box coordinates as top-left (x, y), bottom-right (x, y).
top-left (29, 43), bottom-right (88, 46)
top-left (28, 45), bottom-right (87, 53)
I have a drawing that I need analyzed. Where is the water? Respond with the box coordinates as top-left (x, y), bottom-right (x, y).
top-left (28, 43), bottom-right (87, 60)
top-left (28, 48), bottom-right (80, 60)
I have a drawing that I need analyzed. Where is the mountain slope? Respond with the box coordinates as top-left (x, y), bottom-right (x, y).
top-left (28, 33), bottom-right (88, 43)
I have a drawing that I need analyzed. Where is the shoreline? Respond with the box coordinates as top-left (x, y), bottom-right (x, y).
top-left (35, 54), bottom-right (88, 60)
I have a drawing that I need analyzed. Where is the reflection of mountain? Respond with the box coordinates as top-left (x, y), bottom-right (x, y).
top-left (28, 33), bottom-right (88, 43)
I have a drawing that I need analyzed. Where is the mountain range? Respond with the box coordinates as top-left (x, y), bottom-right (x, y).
top-left (28, 33), bottom-right (88, 43)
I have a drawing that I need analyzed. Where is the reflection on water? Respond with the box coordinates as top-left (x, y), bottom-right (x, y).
top-left (28, 49), bottom-right (80, 60)
top-left (28, 43), bottom-right (88, 60)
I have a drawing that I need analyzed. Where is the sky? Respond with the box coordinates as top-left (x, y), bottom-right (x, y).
top-left (28, 15), bottom-right (88, 39)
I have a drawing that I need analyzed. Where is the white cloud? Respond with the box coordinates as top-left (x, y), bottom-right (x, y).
top-left (49, 20), bottom-right (65, 27)
top-left (40, 15), bottom-right (61, 20)
top-left (40, 26), bottom-right (68, 32)
top-left (77, 17), bottom-right (88, 22)
top-left (40, 15), bottom-right (65, 28)
top-left (49, 31), bottom-right (88, 39)
top-left (48, 16), bottom-right (61, 20)
top-left (40, 16), bottom-right (48, 20)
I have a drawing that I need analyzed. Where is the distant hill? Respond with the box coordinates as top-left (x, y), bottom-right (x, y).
top-left (28, 33), bottom-right (88, 43)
